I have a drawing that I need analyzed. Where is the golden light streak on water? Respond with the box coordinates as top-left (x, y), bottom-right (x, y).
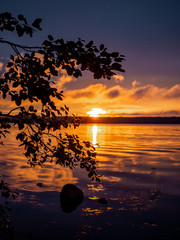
top-left (1, 124), bottom-right (180, 197)
top-left (92, 125), bottom-right (98, 145)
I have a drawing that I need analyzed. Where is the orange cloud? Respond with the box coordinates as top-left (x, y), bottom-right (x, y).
top-left (68, 84), bottom-right (106, 99)
top-left (0, 61), bottom-right (3, 71)
top-left (62, 83), bottom-right (180, 116)
top-left (163, 84), bottom-right (180, 99)
top-left (132, 80), bottom-right (140, 88)
top-left (113, 74), bottom-right (124, 83)
top-left (130, 85), bottom-right (161, 99)
top-left (56, 69), bottom-right (77, 91)
top-left (1, 68), bottom-right (180, 117)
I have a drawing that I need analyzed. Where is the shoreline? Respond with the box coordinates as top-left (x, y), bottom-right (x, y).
top-left (1, 116), bottom-right (180, 124)
top-left (78, 116), bottom-right (180, 124)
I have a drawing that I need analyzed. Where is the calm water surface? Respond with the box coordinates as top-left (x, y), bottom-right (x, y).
top-left (1, 124), bottom-right (180, 239)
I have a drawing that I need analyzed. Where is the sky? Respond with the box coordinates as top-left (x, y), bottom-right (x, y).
top-left (0, 0), bottom-right (180, 117)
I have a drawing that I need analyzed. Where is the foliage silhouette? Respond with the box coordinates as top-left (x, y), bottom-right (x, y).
top-left (0, 12), bottom-right (124, 233)
top-left (0, 180), bottom-right (18, 237)
top-left (0, 12), bottom-right (125, 181)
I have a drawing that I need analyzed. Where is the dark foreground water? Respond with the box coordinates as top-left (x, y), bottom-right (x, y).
top-left (1, 124), bottom-right (180, 239)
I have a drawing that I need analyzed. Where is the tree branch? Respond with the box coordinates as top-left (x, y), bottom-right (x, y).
top-left (0, 38), bottom-right (42, 54)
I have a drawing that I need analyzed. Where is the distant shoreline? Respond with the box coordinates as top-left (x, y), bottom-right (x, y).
top-left (78, 117), bottom-right (180, 124)
top-left (1, 116), bottom-right (180, 124)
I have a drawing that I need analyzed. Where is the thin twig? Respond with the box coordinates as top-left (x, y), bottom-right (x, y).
top-left (0, 39), bottom-right (42, 55)
top-left (7, 107), bottom-right (21, 116)
top-left (27, 123), bottom-right (54, 153)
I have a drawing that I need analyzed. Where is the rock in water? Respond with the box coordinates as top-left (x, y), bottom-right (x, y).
top-left (60, 184), bottom-right (84, 213)
top-left (97, 198), bottom-right (108, 204)
top-left (36, 183), bottom-right (43, 187)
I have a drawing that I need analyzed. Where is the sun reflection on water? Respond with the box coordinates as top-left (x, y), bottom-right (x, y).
top-left (1, 124), bottom-right (180, 202)
top-left (92, 125), bottom-right (98, 145)
top-left (82, 208), bottom-right (103, 216)
top-left (87, 184), bottom-right (104, 192)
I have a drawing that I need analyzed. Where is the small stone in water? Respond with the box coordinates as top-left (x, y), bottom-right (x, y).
top-left (36, 183), bottom-right (43, 187)
top-left (97, 198), bottom-right (108, 204)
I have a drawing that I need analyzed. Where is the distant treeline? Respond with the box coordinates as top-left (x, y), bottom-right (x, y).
top-left (77, 117), bottom-right (180, 124)
top-left (2, 116), bottom-right (180, 124)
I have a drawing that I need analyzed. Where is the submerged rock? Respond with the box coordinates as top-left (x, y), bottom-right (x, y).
top-left (60, 184), bottom-right (84, 213)
top-left (36, 183), bottom-right (43, 187)
top-left (97, 198), bottom-right (108, 204)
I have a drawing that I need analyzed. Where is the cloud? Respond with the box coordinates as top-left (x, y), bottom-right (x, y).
top-left (163, 84), bottom-right (180, 99)
top-left (130, 85), bottom-right (159, 99)
top-left (62, 82), bottom-right (180, 116)
top-left (113, 74), bottom-right (124, 83)
top-left (156, 110), bottom-right (180, 116)
top-left (55, 69), bottom-right (76, 90)
top-left (119, 110), bottom-right (180, 117)
top-left (132, 80), bottom-right (140, 88)
top-left (107, 89), bottom-right (120, 98)
top-left (0, 62), bottom-right (3, 71)
top-left (65, 84), bottom-right (106, 100)
top-left (1, 72), bottom-right (180, 117)
top-left (72, 90), bottom-right (94, 98)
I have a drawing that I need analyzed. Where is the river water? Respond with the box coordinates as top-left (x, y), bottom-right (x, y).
top-left (0, 124), bottom-right (180, 239)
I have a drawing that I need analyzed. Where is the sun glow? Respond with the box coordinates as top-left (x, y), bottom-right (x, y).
top-left (87, 108), bottom-right (106, 117)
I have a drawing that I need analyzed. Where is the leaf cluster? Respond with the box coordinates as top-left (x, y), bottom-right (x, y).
top-left (0, 180), bottom-right (18, 235)
top-left (0, 180), bottom-right (18, 200)
top-left (0, 12), bottom-right (42, 37)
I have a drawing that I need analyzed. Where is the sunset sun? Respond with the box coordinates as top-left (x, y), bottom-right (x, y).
top-left (87, 108), bottom-right (106, 117)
